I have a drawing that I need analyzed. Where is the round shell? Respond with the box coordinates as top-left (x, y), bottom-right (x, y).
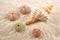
top-left (19, 5), bottom-right (31, 14)
top-left (14, 22), bottom-right (25, 32)
top-left (7, 10), bottom-right (19, 21)
top-left (32, 28), bottom-right (41, 37)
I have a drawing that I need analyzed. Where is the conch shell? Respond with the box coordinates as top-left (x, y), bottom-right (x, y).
top-left (26, 10), bottom-right (48, 25)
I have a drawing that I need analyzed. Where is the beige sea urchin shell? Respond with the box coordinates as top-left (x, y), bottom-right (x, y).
top-left (19, 5), bottom-right (31, 14)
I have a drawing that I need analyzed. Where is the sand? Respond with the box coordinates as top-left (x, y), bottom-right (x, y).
top-left (0, 0), bottom-right (60, 40)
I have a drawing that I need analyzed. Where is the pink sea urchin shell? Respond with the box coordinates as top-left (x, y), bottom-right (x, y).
top-left (7, 10), bottom-right (19, 21)
top-left (32, 28), bottom-right (41, 37)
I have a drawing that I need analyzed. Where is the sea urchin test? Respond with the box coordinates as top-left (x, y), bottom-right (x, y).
top-left (19, 5), bottom-right (31, 14)
top-left (7, 10), bottom-right (20, 21)
top-left (32, 28), bottom-right (41, 37)
top-left (14, 22), bottom-right (25, 32)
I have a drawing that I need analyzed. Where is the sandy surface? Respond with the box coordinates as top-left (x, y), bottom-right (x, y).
top-left (0, 0), bottom-right (60, 40)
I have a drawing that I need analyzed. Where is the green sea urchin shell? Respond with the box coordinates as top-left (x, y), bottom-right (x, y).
top-left (14, 22), bottom-right (24, 32)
